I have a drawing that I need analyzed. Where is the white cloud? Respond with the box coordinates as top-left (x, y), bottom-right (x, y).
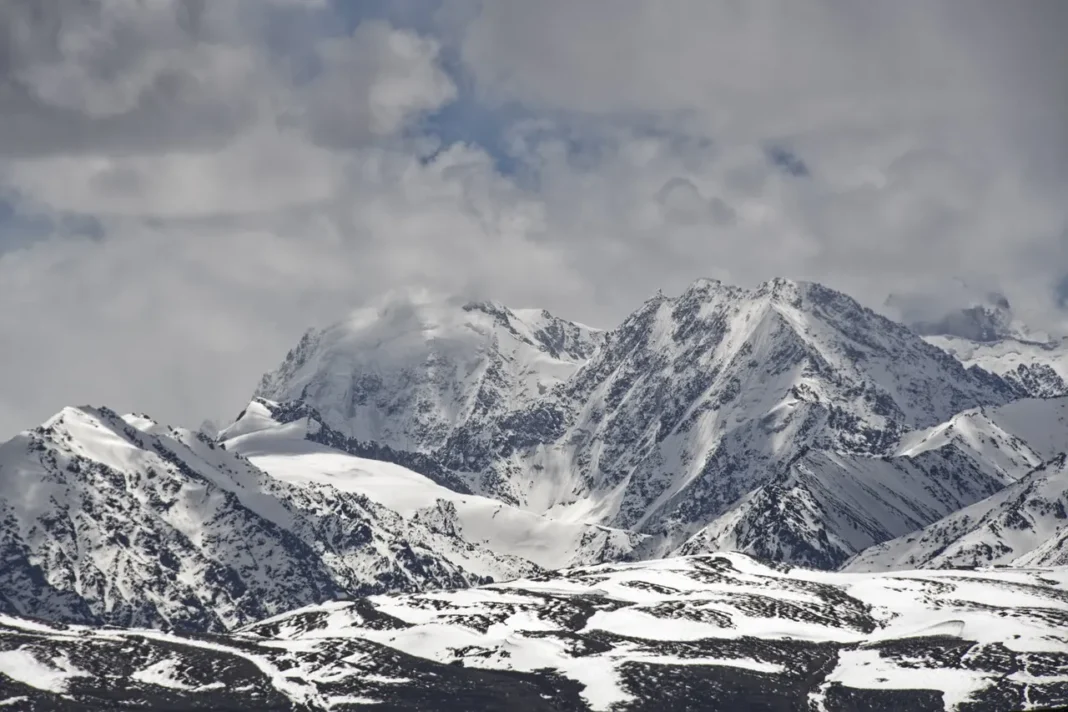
top-left (0, 142), bottom-right (584, 435)
top-left (452, 0), bottom-right (1068, 322)
top-left (4, 125), bottom-right (346, 217)
top-left (0, 0), bottom-right (1064, 437)
top-left (301, 21), bottom-right (457, 145)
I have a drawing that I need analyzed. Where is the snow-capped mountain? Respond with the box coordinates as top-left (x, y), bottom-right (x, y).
top-left (259, 278), bottom-right (1019, 564)
top-left (255, 289), bottom-right (603, 451)
top-left (0, 406), bottom-right (540, 631)
top-left (6, 277), bottom-right (1067, 640)
top-left (675, 396), bottom-right (1068, 569)
top-left (7, 277), bottom-right (1068, 709)
top-left (846, 455), bottom-right (1068, 571)
top-left (3, 554), bottom-right (1067, 711)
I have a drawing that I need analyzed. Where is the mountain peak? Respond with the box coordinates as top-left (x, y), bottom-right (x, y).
top-left (756, 276), bottom-right (806, 295)
top-left (886, 287), bottom-right (1047, 344)
top-left (255, 293), bottom-right (603, 447)
top-left (681, 277), bottom-right (725, 295)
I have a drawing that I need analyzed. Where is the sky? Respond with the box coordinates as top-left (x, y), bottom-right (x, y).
top-left (0, 0), bottom-right (1066, 436)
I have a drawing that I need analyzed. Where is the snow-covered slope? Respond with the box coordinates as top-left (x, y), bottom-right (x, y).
top-left (255, 289), bottom-right (603, 451)
top-left (5, 554), bottom-right (1066, 711)
top-left (675, 445), bottom-right (1013, 569)
top-left (0, 406), bottom-right (535, 631)
top-left (842, 397), bottom-right (1068, 571)
top-left (925, 335), bottom-right (1068, 398)
top-left (220, 398), bottom-right (645, 571)
top-left (845, 453), bottom-right (1068, 572)
top-left (675, 397), bottom-right (1068, 569)
top-left (895, 396), bottom-right (1068, 469)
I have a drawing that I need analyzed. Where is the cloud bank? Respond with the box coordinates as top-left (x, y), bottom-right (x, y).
top-left (0, 0), bottom-right (1065, 435)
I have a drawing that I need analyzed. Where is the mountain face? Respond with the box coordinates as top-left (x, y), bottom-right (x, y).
top-left (260, 278), bottom-right (1018, 563)
top-left (4, 554), bottom-right (1067, 711)
top-left (845, 397), bottom-right (1068, 571)
top-left (924, 335), bottom-right (1068, 398)
top-left (255, 290), bottom-right (603, 451)
top-left (846, 455), bottom-right (1068, 571)
top-left (0, 406), bottom-right (537, 632)
top-left (674, 445), bottom-right (1013, 569)
top-left (678, 395), bottom-right (1068, 569)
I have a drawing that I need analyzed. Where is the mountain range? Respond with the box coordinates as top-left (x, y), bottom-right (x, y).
top-left (2, 277), bottom-right (1068, 710)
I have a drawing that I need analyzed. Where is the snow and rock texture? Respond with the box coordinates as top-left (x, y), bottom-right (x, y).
top-left (846, 454), bottom-right (1068, 572)
top-left (845, 408), bottom-right (1068, 573)
top-left (255, 289), bottom-right (603, 451)
top-left (786, 399), bottom-right (1068, 572)
top-left (220, 398), bottom-right (646, 572)
top-left (4, 554), bottom-right (1068, 711)
top-left (0, 406), bottom-right (539, 632)
top-left (846, 397), bottom-right (1068, 572)
top-left (674, 445), bottom-right (1013, 569)
top-left (889, 289), bottom-right (1068, 398)
top-left (925, 335), bottom-right (1068, 398)
top-left (260, 278), bottom-right (1019, 565)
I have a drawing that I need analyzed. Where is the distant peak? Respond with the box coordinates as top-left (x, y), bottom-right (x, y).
top-left (756, 277), bottom-right (810, 294)
top-left (887, 288), bottom-right (1043, 343)
top-left (36, 405), bottom-right (132, 438)
top-left (460, 298), bottom-right (510, 317)
top-left (684, 277), bottom-right (724, 293)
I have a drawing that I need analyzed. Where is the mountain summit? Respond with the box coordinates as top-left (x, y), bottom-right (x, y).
top-left (256, 289), bottom-right (602, 451)
top-left (255, 278), bottom-right (1018, 564)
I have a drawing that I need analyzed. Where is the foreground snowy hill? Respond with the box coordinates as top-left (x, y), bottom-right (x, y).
top-left (0, 406), bottom-right (537, 631)
top-left (2, 554), bottom-right (1066, 711)
top-left (257, 278), bottom-right (1019, 563)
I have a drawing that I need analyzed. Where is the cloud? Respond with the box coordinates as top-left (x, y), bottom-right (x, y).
top-left (302, 21), bottom-right (456, 145)
top-left (451, 0), bottom-right (1067, 320)
top-left (0, 0), bottom-right (1065, 437)
top-left (0, 1), bottom-right (549, 434)
top-left (656, 177), bottom-right (736, 227)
